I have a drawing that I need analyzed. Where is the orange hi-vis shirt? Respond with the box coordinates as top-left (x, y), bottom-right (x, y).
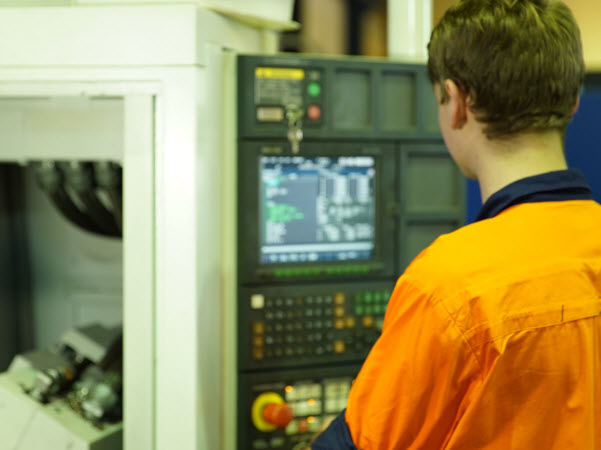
top-left (345, 200), bottom-right (601, 449)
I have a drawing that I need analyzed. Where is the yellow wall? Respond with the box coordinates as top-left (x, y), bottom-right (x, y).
top-left (433, 0), bottom-right (601, 71)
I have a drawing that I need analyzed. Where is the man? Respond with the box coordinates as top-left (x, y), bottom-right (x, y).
top-left (313, 0), bottom-right (601, 448)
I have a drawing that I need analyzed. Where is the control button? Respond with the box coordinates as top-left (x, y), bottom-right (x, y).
top-left (334, 293), bottom-right (346, 305)
top-left (334, 318), bottom-right (345, 330)
top-left (362, 315), bottom-right (374, 328)
top-left (307, 104), bottom-right (322, 121)
top-left (307, 81), bottom-right (322, 97)
top-left (285, 419), bottom-right (298, 435)
top-left (345, 317), bottom-right (356, 328)
top-left (253, 336), bottom-right (265, 347)
top-left (252, 322), bottom-right (265, 335)
top-left (262, 402), bottom-right (294, 429)
top-left (251, 294), bottom-right (265, 310)
top-left (334, 306), bottom-right (345, 317)
top-left (270, 437), bottom-right (285, 448)
top-left (252, 348), bottom-right (265, 360)
top-left (252, 439), bottom-right (269, 449)
top-left (333, 340), bottom-right (346, 354)
top-left (298, 418), bottom-right (309, 433)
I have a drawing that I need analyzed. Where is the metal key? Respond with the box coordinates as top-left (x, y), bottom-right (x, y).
top-left (286, 105), bottom-right (304, 154)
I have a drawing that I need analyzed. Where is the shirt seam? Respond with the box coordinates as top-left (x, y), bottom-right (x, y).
top-left (401, 275), bottom-right (486, 374)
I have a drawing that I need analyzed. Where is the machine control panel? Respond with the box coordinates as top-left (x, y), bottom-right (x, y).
top-left (240, 366), bottom-right (359, 450)
top-left (240, 283), bottom-right (393, 370)
top-left (253, 66), bottom-right (324, 128)
top-left (237, 54), bottom-right (466, 450)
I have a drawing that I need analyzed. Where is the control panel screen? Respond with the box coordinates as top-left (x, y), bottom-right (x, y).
top-left (260, 156), bottom-right (376, 264)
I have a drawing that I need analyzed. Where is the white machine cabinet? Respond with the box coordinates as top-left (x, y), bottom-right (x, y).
top-left (0, 4), bottom-right (277, 449)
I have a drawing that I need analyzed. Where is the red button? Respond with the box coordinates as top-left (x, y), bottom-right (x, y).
top-left (262, 402), bottom-right (294, 428)
top-left (307, 104), bottom-right (321, 121)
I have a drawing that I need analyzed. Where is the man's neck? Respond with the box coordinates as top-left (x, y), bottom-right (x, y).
top-left (475, 130), bottom-right (568, 203)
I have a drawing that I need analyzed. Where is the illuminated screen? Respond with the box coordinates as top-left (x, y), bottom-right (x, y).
top-left (260, 155), bottom-right (376, 264)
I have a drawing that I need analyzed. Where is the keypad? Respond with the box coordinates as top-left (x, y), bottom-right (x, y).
top-left (249, 288), bottom-right (391, 363)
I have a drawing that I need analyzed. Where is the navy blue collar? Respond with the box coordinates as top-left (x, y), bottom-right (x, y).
top-left (475, 169), bottom-right (593, 221)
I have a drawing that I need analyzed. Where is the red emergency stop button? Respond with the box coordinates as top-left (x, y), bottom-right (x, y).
top-left (262, 402), bottom-right (294, 428)
top-left (307, 104), bottom-right (322, 121)
top-left (251, 392), bottom-right (294, 432)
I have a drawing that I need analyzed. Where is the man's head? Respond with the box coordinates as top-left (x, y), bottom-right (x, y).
top-left (428, 0), bottom-right (585, 140)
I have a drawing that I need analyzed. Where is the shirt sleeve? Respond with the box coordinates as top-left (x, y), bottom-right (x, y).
top-left (310, 410), bottom-right (356, 449)
top-left (343, 276), bottom-right (480, 449)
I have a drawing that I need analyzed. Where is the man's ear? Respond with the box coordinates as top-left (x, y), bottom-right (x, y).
top-left (443, 79), bottom-right (469, 129)
top-left (571, 96), bottom-right (580, 116)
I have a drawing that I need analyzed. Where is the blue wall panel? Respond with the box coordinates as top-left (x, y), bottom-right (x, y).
top-left (465, 88), bottom-right (601, 224)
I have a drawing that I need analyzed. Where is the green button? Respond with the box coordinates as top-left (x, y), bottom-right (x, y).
top-left (355, 306), bottom-right (365, 315)
top-left (365, 306), bottom-right (374, 315)
top-left (365, 292), bottom-right (373, 303)
top-left (307, 82), bottom-right (322, 97)
top-left (354, 292), bottom-right (364, 302)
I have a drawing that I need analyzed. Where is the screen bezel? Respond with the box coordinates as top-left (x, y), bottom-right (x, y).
top-left (238, 141), bottom-right (396, 284)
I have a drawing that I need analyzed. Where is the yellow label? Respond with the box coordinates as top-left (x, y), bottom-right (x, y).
top-left (255, 67), bottom-right (305, 80)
